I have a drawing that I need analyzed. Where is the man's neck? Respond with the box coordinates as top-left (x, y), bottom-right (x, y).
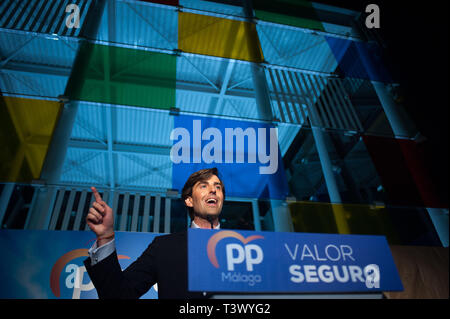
top-left (192, 216), bottom-right (219, 229)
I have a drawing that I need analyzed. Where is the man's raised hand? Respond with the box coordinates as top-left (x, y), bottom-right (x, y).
top-left (86, 187), bottom-right (114, 245)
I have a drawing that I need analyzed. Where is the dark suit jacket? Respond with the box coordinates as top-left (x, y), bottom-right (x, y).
top-left (84, 230), bottom-right (210, 299)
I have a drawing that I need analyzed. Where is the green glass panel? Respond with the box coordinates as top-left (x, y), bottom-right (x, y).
top-left (254, 0), bottom-right (325, 31)
top-left (66, 43), bottom-right (176, 109)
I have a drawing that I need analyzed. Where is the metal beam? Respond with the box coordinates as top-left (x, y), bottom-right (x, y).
top-left (67, 139), bottom-right (171, 156)
top-left (256, 19), bottom-right (362, 42)
top-left (62, 151), bottom-right (102, 176)
top-left (74, 115), bottom-right (107, 146)
top-left (64, 158), bottom-right (106, 185)
top-left (215, 60), bottom-right (235, 112)
top-left (177, 80), bottom-right (254, 101)
top-left (1, 62), bottom-right (257, 101)
top-left (125, 2), bottom-right (176, 50)
top-left (2, 61), bottom-right (71, 77)
top-left (118, 154), bottom-right (172, 185)
top-left (106, 0), bottom-right (116, 189)
top-left (0, 35), bottom-right (37, 69)
top-left (181, 55), bottom-right (220, 92)
top-left (2, 61), bottom-right (317, 108)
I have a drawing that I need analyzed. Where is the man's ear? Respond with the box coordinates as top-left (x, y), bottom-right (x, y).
top-left (184, 197), bottom-right (193, 207)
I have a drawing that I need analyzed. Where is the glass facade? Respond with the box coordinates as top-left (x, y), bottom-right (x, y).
top-left (0, 0), bottom-right (447, 248)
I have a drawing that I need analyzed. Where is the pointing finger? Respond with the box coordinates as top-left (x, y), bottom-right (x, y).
top-left (91, 186), bottom-right (103, 203)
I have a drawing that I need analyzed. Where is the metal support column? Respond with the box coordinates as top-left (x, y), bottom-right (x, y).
top-left (153, 195), bottom-right (161, 233)
top-left (251, 199), bottom-right (262, 231)
top-left (0, 183), bottom-right (15, 227)
top-left (251, 64), bottom-right (274, 122)
top-left (371, 81), bottom-right (417, 139)
top-left (354, 45), bottom-right (448, 241)
top-left (243, 1), bottom-right (293, 232)
top-left (351, 41), bottom-right (417, 139)
top-left (25, 100), bottom-right (79, 229)
top-left (25, 0), bottom-right (107, 230)
top-left (311, 126), bottom-right (350, 234)
top-left (40, 101), bottom-right (79, 183)
top-left (270, 199), bottom-right (294, 232)
top-left (242, 1), bottom-right (274, 123)
top-left (164, 198), bottom-right (172, 234)
top-left (312, 127), bottom-right (340, 202)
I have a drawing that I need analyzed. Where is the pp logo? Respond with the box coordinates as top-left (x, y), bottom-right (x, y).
top-left (50, 249), bottom-right (130, 299)
top-left (207, 231), bottom-right (264, 271)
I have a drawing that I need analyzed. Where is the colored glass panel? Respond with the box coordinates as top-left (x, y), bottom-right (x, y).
top-left (289, 200), bottom-right (442, 246)
top-left (284, 128), bottom-right (387, 206)
top-left (325, 37), bottom-right (394, 83)
top-left (66, 43), bottom-right (176, 109)
top-left (0, 96), bottom-right (60, 182)
top-left (289, 201), bottom-right (401, 244)
top-left (171, 114), bottom-right (289, 199)
top-left (178, 12), bottom-right (264, 62)
top-left (362, 135), bottom-right (423, 207)
top-left (254, 0), bottom-right (325, 31)
top-left (398, 139), bottom-right (448, 208)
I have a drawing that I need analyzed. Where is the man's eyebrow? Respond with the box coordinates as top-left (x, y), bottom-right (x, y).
top-left (195, 180), bottom-right (222, 186)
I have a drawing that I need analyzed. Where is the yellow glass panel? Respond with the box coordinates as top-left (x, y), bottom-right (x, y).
top-left (288, 201), bottom-right (401, 244)
top-left (178, 12), bottom-right (264, 62)
top-left (0, 96), bottom-right (60, 182)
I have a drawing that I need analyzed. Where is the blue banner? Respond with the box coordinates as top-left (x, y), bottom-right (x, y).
top-left (188, 228), bottom-right (403, 293)
top-left (0, 230), bottom-right (160, 299)
top-left (171, 114), bottom-right (289, 199)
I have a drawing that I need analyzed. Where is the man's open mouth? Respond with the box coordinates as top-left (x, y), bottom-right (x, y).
top-left (205, 198), bottom-right (218, 206)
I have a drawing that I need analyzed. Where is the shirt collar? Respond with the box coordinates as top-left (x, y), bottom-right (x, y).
top-left (191, 220), bottom-right (220, 229)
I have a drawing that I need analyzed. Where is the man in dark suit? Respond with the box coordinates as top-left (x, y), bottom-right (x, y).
top-left (84, 168), bottom-right (225, 299)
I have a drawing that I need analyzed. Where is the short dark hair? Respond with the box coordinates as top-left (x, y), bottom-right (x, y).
top-left (181, 167), bottom-right (225, 220)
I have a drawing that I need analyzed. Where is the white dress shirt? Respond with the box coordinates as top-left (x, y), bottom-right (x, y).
top-left (88, 221), bottom-right (220, 266)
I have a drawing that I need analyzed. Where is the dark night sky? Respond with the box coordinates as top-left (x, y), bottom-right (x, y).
top-left (315, 0), bottom-right (449, 199)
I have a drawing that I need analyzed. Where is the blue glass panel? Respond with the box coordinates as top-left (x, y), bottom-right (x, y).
top-left (171, 114), bottom-right (289, 199)
top-left (325, 37), bottom-right (394, 83)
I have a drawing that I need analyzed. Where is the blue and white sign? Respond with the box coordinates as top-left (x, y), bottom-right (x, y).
top-left (171, 114), bottom-right (289, 199)
top-left (188, 228), bottom-right (403, 293)
top-left (0, 230), bottom-right (160, 299)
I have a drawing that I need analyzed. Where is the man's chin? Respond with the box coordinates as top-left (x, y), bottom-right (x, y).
top-left (194, 211), bottom-right (220, 220)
